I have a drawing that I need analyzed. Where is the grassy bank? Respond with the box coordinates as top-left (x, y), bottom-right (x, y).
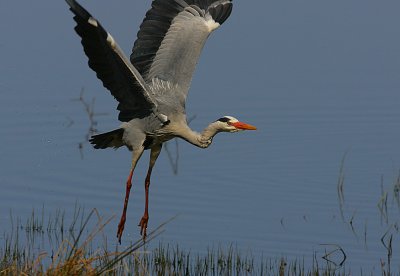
top-left (0, 207), bottom-right (386, 275)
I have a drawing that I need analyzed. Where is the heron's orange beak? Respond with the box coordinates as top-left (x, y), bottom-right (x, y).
top-left (231, 121), bottom-right (257, 130)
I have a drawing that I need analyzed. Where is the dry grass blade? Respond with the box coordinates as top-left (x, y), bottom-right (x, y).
top-left (95, 215), bottom-right (177, 275)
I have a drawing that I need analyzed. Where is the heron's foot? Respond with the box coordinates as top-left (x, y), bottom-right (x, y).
top-left (138, 215), bottom-right (149, 240)
top-left (117, 215), bottom-right (126, 244)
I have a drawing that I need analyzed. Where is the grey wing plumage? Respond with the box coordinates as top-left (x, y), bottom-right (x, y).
top-left (66, 0), bottom-right (157, 122)
top-left (131, 0), bottom-right (233, 104)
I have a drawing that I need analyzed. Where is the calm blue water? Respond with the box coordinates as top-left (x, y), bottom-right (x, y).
top-left (1, 0), bottom-right (400, 271)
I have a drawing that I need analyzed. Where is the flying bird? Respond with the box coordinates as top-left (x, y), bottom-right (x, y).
top-left (66, 0), bottom-right (256, 242)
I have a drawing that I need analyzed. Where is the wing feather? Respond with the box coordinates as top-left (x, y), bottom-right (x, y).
top-left (131, 0), bottom-right (233, 102)
top-left (66, 0), bottom-right (157, 122)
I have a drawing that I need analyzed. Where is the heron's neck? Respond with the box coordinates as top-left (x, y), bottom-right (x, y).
top-left (179, 122), bottom-right (220, 148)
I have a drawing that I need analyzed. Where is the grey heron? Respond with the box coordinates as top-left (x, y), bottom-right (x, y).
top-left (66, 0), bottom-right (256, 242)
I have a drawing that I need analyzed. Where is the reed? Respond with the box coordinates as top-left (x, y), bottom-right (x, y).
top-left (0, 207), bottom-right (385, 275)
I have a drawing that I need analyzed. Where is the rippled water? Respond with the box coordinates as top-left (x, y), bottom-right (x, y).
top-left (1, 0), bottom-right (400, 271)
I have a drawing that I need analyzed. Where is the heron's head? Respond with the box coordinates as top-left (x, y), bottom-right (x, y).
top-left (215, 116), bottom-right (257, 132)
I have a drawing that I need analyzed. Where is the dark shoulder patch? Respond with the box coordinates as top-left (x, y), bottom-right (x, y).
top-left (143, 137), bottom-right (154, 150)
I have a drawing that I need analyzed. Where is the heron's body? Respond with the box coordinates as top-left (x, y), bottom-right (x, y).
top-left (66, 0), bottom-right (256, 242)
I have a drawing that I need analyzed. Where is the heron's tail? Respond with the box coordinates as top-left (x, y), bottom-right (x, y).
top-left (89, 128), bottom-right (124, 149)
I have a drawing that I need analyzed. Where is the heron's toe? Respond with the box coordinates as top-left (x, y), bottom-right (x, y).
top-left (138, 215), bottom-right (149, 239)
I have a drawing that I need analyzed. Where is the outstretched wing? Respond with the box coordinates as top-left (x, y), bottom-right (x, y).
top-left (131, 0), bottom-right (233, 103)
top-left (66, 0), bottom-right (157, 122)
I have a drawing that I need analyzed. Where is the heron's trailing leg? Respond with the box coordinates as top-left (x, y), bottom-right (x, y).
top-left (117, 148), bottom-right (144, 243)
top-left (139, 144), bottom-right (162, 240)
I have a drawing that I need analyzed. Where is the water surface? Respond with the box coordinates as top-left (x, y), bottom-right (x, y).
top-left (1, 0), bottom-right (400, 271)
